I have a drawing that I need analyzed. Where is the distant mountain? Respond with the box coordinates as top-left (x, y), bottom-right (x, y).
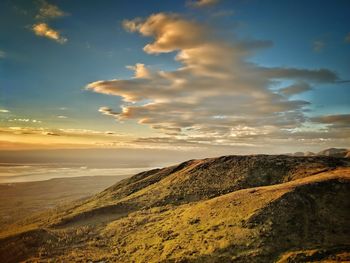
top-left (0, 155), bottom-right (349, 262)
top-left (317, 148), bottom-right (349, 158)
top-left (288, 148), bottom-right (349, 158)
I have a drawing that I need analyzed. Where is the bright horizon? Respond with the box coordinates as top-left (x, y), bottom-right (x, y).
top-left (1, 0), bottom-right (350, 163)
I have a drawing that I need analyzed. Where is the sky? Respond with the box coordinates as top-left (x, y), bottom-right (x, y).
top-left (0, 0), bottom-right (350, 162)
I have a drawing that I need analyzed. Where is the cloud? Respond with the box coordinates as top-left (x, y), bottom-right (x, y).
top-left (257, 67), bottom-right (337, 83)
top-left (122, 18), bottom-right (143, 32)
top-left (0, 50), bottom-right (6, 58)
top-left (122, 13), bottom-right (207, 54)
top-left (8, 118), bottom-right (42, 123)
top-left (43, 131), bottom-right (60, 136)
top-left (311, 114), bottom-right (350, 128)
top-left (312, 40), bottom-right (325, 52)
top-left (125, 63), bottom-right (151, 78)
top-left (279, 82), bottom-right (312, 96)
top-left (57, 115), bottom-right (68, 119)
top-left (345, 33), bottom-right (350, 43)
top-left (211, 10), bottom-right (235, 18)
top-left (36, 0), bottom-right (67, 20)
top-left (87, 13), bottom-right (345, 148)
top-left (99, 107), bottom-right (120, 117)
top-left (0, 109), bottom-right (10, 113)
top-left (32, 23), bottom-right (67, 44)
top-left (0, 126), bottom-right (128, 142)
top-left (187, 0), bottom-right (220, 8)
top-left (31, 1), bottom-right (68, 44)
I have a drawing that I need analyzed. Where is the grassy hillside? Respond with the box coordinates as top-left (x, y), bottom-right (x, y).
top-left (46, 155), bottom-right (346, 226)
top-left (0, 155), bottom-right (349, 262)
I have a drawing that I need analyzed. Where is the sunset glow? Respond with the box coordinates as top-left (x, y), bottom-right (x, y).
top-left (1, 0), bottom-right (349, 155)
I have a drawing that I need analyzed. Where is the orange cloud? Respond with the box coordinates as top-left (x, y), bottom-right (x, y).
top-left (123, 13), bottom-right (206, 54)
top-left (32, 23), bottom-right (67, 44)
top-left (88, 13), bottom-right (345, 149)
top-left (0, 126), bottom-right (132, 150)
top-left (36, 0), bottom-right (67, 20)
top-left (187, 0), bottom-right (220, 8)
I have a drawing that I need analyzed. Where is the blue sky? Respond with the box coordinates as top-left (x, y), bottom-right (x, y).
top-left (0, 0), bottom-right (349, 153)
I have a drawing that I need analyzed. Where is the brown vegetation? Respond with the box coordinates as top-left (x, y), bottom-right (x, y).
top-left (0, 155), bottom-right (349, 262)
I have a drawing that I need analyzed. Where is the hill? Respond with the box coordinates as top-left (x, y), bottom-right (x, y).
top-left (0, 155), bottom-right (349, 262)
top-left (289, 148), bottom-right (350, 158)
top-left (317, 148), bottom-right (350, 158)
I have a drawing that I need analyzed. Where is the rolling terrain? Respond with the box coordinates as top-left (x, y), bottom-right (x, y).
top-left (289, 148), bottom-right (350, 158)
top-left (0, 175), bottom-right (130, 230)
top-left (0, 155), bottom-right (349, 262)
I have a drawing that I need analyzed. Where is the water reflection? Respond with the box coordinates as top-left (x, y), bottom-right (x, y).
top-left (0, 163), bottom-right (151, 183)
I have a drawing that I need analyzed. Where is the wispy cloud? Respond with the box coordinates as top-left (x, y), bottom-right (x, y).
top-left (345, 33), bottom-right (350, 43)
top-left (31, 1), bottom-right (68, 43)
top-left (279, 82), bottom-right (312, 96)
top-left (87, 13), bottom-right (345, 148)
top-left (36, 0), bottom-right (68, 20)
top-left (187, 0), bottom-right (220, 8)
top-left (99, 107), bottom-right (120, 117)
top-left (0, 50), bottom-right (6, 58)
top-left (0, 109), bottom-right (10, 113)
top-left (312, 40), bottom-right (325, 52)
top-left (311, 114), bottom-right (350, 128)
top-left (0, 126), bottom-right (131, 149)
top-left (211, 10), bottom-right (234, 18)
top-left (32, 23), bottom-right (67, 44)
top-left (8, 118), bottom-right (42, 123)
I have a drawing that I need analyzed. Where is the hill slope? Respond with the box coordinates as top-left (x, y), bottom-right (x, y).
top-left (317, 148), bottom-right (350, 158)
top-left (0, 155), bottom-right (349, 262)
top-left (290, 147), bottom-right (350, 158)
top-left (47, 155), bottom-right (347, 226)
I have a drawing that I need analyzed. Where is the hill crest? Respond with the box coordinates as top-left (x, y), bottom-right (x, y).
top-left (0, 154), bottom-right (349, 262)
